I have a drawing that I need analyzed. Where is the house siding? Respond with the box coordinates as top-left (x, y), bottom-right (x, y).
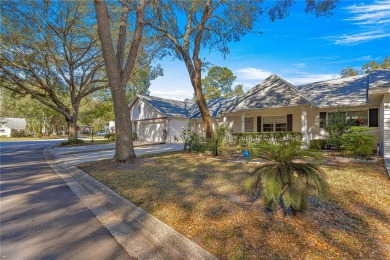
top-left (169, 118), bottom-right (189, 142)
top-left (130, 99), bottom-right (164, 121)
top-left (382, 94), bottom-right (390, 157)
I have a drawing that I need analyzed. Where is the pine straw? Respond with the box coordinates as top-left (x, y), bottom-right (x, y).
top-left (78, 153), bottom-right (390, 260)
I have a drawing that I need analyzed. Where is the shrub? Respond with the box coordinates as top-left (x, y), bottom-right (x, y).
top-left (208, 123), bottom-right (229, 156)
top-left (60, 138), bottom-right (85, 146)
top-left (309, 139), bottom-right (327, 150)
top-left (341, 127), bottom-right (376, 158)
top-left (232, 132), bottom-right (303, 148)
top-left (181, 124), bottom-right (207, 152)
top-left (247, 140), bottom-right (328, 215)
top-left (10, 129), bottom-right (25, 137)
top-left (105, 133), bottom-right (115, 141)
top-left (325, 110), bottom-right (350, 149)
top-left (132, 132), bottom-right (137, 141)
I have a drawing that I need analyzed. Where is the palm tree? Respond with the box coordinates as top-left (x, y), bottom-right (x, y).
top-left (249, 140), bottom-right (328, 216)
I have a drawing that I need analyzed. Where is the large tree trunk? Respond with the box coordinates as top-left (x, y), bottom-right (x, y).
top-left (111, 82), bottom-right (135, 162)
top-left (193, 63), bottom-right (213, 140)
top-left (94, 0), bottom-right (140, 163)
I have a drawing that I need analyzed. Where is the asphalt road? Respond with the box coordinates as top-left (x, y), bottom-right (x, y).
top-left (0, 140), bottom-right (130, 259)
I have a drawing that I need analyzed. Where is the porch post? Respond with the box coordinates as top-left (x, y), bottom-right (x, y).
top-left (241, 113), bottom-right (245, 133)
top-left (301, 108), bottom-right (308, 147)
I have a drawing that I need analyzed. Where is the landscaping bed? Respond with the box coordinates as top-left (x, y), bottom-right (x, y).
top-left (78, 153), bottom-right (390, 259)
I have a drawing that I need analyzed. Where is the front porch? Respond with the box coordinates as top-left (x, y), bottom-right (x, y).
top-left (222, 106), bottom-right (312, 146)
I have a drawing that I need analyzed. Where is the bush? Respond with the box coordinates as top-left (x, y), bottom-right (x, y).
top-left (232, 132), bottom-right (303, 147)
top-left (208, 123), bottom-right (229, 156)
top-left (60, 138), bottom-right (85, 146)
top-left (341, 127), bottom-right (376, 158)
top-left (181, 124), bottom-right (207, 152)
top-left (325, 110), bottom-right (350, 149)
top-left (309, 139), bottom-right (327, 150)
top-left (132, 132), bottom-right (137, 141)
top-left (105, 133), bottom-right (115, 141)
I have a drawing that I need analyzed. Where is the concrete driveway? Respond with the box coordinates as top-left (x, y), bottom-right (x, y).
top-left (54, 143), bottom-right (184, 165)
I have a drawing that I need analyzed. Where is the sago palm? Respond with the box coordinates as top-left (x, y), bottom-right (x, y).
top-left (248, 140), bottom-right (328, 215)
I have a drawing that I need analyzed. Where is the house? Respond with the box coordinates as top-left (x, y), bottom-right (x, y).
top-left (129, 69), bottom-right (390, 156)
top-left (0, 117), bottom-right (27, 137)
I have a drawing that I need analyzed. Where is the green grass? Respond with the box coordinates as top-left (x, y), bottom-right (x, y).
top-left (79, 153), bottom-right (390, 260)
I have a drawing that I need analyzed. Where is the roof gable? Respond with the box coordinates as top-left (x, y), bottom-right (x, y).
top-left (228, 74), bottom-right (311, 112)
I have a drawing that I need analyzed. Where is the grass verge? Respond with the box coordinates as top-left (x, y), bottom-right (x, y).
top-left (79, 153), bottom-right (390, 259)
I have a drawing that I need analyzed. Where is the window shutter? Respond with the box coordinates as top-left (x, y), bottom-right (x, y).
top-left (257, 116), bottom-right (262, 132)
top-left (287, 114), bottom-right (293, 132)
top-left (369, 108), bottom-right (379, 127)
top-left (319, 112), bottom-right (327, 128)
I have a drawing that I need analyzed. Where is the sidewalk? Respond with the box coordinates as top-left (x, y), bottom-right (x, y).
top-left (54, 142), bottom-right (184, 165)
top-left (44, 143), bottom-right (216, 259)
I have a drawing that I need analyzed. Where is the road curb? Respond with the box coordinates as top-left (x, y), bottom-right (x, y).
top-left (43, 147), bottom-right (216, 260)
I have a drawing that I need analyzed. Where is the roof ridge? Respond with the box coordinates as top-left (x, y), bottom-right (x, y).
top-left (297, 73), bottom-right (367, 87)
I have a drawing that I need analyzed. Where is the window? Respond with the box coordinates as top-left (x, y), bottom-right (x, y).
top-left (322, 110), bottom-right (372, 128)
top-left (319, 112), bottom-right (327, 128)
top-left (347, 111), bottom-right (368, 126)
top-left (275, 116), bottom-right (287, 132)
top-left (262, 116), bottom-right (287, 132)
top-left (245, 117), bottom-right (254, 132)
top-left (262, 116), bottom-right (274, 132)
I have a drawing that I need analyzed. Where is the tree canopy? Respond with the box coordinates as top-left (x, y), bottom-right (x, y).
top-left (147, 0), bottom-right (337, 139)
top-left (202, 66), bottom-right (244, 100)
top-left (341, 55), bottom-right (390, 78)
top-left (0, 0), bottom-right (107, 139)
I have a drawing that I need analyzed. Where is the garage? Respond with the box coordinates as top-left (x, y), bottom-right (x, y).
top-left (139, 121), bottom-right (166, 142)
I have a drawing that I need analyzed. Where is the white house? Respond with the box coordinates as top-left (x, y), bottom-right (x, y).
top-left (129, 69), bottom-right (390, 156)
top-left (0, 117), bottom-right (27, 137)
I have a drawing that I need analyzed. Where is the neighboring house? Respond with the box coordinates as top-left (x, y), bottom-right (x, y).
top-left (0, 117), bottom-right (27, 137)
top-left (129, 69), bottom-right (390, 156)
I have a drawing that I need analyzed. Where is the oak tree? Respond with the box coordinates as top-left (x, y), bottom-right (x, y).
top-left (94, 0), bottom-right (147, 162)
top-left (148, 0), bottom-right (337, 139)
top-left (0, 0), bottom-right (107, 139)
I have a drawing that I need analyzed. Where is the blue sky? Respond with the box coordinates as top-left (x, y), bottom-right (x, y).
top-left (149, 0), bottom-right (390, 101)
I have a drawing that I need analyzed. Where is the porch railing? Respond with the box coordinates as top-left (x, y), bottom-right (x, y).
top-left (232, 132), bottom-right (303, 145)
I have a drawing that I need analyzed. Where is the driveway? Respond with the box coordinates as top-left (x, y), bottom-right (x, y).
top-left (54, 143), bottom-right (184, 165)
top-left (0, 140), bottom-right (130, 259)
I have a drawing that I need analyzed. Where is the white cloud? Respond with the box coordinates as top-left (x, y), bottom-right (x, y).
top-left (324, 1), bottom-right (390, 45)
top-left (326, 55), bottom-right (381, 64)
top-left (235, 67), bottom-right (272, 80)
top-left (331, 30), bottom-right (390, 45)
top-left (344, 1), bottom-right (390, 25)
top-left (294, 63), bottom-right (306, 68)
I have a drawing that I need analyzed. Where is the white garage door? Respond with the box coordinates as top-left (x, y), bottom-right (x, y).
top-left (139, 122), bottom-right (165, 142)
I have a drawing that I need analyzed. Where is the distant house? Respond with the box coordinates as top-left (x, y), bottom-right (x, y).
top-left (0, 117), bottom-right (27, 137)
top-left (129, 69), bottom-right (390, 157)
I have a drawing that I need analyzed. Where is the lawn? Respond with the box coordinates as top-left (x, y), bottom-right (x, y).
top-left (79, 153), bottom-right (390, 259)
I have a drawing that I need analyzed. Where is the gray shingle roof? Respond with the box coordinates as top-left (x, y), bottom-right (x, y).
top-left (227, 74), bottom-right (311, 112)
top-left (368, 69), bottom-right (390, 89)
top-left (134, 69), bottom-right (390, 119)
top-left (138, 95), bottom-right (194, 118)
top-left (296, 74), bottom-right (368, 107)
